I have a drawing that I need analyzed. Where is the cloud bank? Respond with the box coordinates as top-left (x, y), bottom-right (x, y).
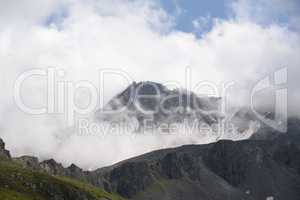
top-left (0, 0), bottom-right (299, 169)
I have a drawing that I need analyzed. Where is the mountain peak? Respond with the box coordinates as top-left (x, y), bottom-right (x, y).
top-left (97, 81), bottom-right (222, 128)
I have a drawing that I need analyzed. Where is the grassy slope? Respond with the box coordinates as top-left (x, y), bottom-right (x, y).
top-left (0, 159), bottom-right (124, 200)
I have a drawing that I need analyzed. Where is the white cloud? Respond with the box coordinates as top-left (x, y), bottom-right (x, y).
top-left (230, 0), bottom-right (300, 30)
top-left (192, 15), bottom-right (211, 32)
top-left (0, 0), bottom-right (299, 169)
top-left (0, 0), bottom-right (63, 28)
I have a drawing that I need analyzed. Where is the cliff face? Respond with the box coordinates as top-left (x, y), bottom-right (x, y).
top-left (97, 138), bottom-right (300, 200)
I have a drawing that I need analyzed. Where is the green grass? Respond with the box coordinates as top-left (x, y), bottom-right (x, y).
top-left (0, 159), bottom-right (124, 200)
top-left (56, 176), bottom-right (124, 200)
top-left (0, 188), bottom-right (42, 200)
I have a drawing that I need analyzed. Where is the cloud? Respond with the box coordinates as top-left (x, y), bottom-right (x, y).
top-left (230, 0), bottom-right (300, 30)
top-left (0, 0), bottom-right (64, 29)
top-left (0, 0), bottom-right (299, 169)
top-left (192, 14), bottom-right (211, 32)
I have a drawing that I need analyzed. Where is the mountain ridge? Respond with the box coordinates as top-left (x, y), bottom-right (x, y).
top-left (0, 138), bottom-right (124, 200)
top-left (1, 124), bottom-right (300, 200)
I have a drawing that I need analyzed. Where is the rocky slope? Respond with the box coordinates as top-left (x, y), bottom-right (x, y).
top-left (2, 122), bottom-right (299, 200)
top-left (0, 138), bottom-right (124, 200)
top-left (95, 136), bottom-right (300, 200)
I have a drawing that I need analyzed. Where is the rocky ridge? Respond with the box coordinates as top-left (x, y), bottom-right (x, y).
top-left (1, 123), bottom-right (300, 200)
top-left (0, 139), bottom-right (124, 200)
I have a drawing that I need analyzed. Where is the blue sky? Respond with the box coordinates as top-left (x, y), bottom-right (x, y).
top-left (159, 0), bottom-right (300, 35)
top-left (43, 0), bottom-right (300, 36)
top-left (161, 0), bottom-right (228, 34)
top-left (44, 0), bottom-right (230, 35)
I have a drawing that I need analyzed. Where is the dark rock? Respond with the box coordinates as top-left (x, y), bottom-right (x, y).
top-left (67, 164), bottom-right (85, 180)
top-left (272, 142), bottom-right (300, 174)
top-left (0, 138), bottom-right (11, 159)
top-left (13, 156), bottom-right (40, 169)
top-left (202, 140), bottom-right (271, 187)
top-left (160, 152), bottom-right (183, 179)
top-left (39, 159), bottom-right (66, 176)
top-left (108, 162), bottom-right (154, 198)
top-left (158, 151), bottom-right (202, 181)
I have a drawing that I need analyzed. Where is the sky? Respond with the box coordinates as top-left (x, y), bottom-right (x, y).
top-left (0, 0), bottom-right (299, 169)
top-left (161, 0), bottom-right (300, 35)
top-left (160, 0), bottom-right (228, 35)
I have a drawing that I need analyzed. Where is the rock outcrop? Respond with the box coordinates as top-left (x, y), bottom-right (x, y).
top-left (13, 156), bottom-right (39, 169)
top-left (0, 138), bottom-right (11, 159)
top-left (39, 159), bottom-right (67, 176)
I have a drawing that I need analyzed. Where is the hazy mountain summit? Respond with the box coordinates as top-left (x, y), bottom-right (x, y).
top-left (96, 81), bottom-right (223, 132)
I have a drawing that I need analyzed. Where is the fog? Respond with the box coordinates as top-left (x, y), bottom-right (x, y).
top-left (0, 0), bottom-right (299, 169)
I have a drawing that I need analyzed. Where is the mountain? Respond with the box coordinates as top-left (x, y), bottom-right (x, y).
top-left (96, 81), bottom-right (222, 132)
top-left (250, 117), bottom-right (300, 145)
top-left (94, 81), bottom-right (279, 139)
top-left (1, 82), bottom-right (300, 200)
top-left (92, 135), bottom-right (300, 200)
top-left (2, 126), bottom-right (300, 200)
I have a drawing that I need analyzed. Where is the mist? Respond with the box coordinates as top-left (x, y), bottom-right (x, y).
top-left (0, 0), bottom-right (299, 169)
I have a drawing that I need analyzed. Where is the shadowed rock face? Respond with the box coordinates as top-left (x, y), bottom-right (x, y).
top-left (160, 152), bottom-right (184, 179)
top-left (96, 136), bottom-right (300, 200)
top-left (67, 163), bottom-right (86, 180)
top-left (203, 140), bottom-right (256, 186)
top-left (0, 138), bottom-right (10, 159)
top-left (272, 141), bottom-right (300, 175)
top-left (108, 162), bottom-right (154, 198)
top-left (159, 152), bottom-right (202, 180)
